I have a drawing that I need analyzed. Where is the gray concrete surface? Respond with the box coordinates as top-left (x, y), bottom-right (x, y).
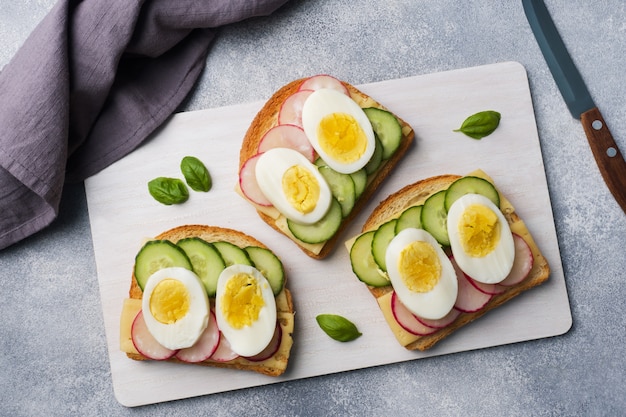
top-left (1, 0), bottom-right (625, 415)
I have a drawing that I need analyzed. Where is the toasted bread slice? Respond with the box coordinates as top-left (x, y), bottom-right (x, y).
top-left (347, 170), bottom-right (550, 351)
top-left (119, 225), bottom-right (294, 376)
top-left (237, 76), bottom-right (415, 259)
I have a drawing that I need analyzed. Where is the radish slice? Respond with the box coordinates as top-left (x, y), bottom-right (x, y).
top-left (210, 333), bottom-right (239, 362)
top-left (239, 153), bottom-right (272, 206)
top-left (278, 90), bottom-right (313, 127)
top-left (499, 233), bottom-right (534, 286)
top-left (258, 124), bottom-right (315, 162)
top-left (298, 75), bottom-right (350, 96)
top-left (131, 310), bottom-right (178, 360)
top-left (466, 276), bottom-right (506, 296)
top-left (390, 292), bottom-right (437, 336)
top-left (452, 257), bottom-right (492, 313)
top-left (175, 311), bottom-right (220, 363)
top-left (415, 307), bottom-right (461, 329)
top-left (244, 323), bottom-right (282, 362)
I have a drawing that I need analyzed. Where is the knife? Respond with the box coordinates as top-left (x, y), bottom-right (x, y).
top-left (522, 0), bottom-right (626, 214)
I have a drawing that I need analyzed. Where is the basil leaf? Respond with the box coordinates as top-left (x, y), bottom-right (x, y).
top-left (316, 314), bottom-right (362, 342)
top-left (454, 110), bottom-right (501, 140)
top-left (148, 177), bottom-right (189, 205)
top-left (180, 156), bottom-right (212, 192)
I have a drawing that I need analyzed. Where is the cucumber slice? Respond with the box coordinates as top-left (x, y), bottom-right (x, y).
top-left (444, 176), bottom-right (500, 211)
top-left (213, 241), bottom-right (253, 267)
top-left (177, 237), bottom-right (225, 297)
top-left (364, 136), bottom-right (383, 174)
top-left (245, 246), bottom-right (285, 295)
top-left (134, 240), bottom-right (192, 291)
top-left (288, 198), bottom-right (342, 244)
top-left (350, 231), bottom-right (390, 287)
top-left (350, 169), bottom-right (367, 198)
top-left (421, 190), bottom-right (450, 246)
top-left (363, 107), bottom-right (403, 160)
top-left (318, 165), bottom-right (356, 217)
top-left (395, 205), bottom-right (423, 234)
top-left (371, 219), bottom-right (398, 271)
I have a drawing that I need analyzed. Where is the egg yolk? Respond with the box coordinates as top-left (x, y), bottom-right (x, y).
top-left (149, 278), bottom-right (190, 324)
top-left (317, 112), bottom-right (368, 164)
top-left (220, 273), bottom-right (265, 329)
top-left (282, 165), bottom-right (320, 214)
top-left (458, 204), bottom-right (501, 257)
top-left (398, 241), bottom-right (441, 293)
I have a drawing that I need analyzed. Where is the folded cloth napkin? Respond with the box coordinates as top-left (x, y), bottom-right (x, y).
top-left (0, 0), bottom-right (289, 250)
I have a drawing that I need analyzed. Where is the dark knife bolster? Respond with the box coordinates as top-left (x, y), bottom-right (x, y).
top-left (580, 107), bottom-right (626, 213)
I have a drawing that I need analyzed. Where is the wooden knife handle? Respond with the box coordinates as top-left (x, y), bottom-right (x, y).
top-left (580, 107), bottom-right (626, 214)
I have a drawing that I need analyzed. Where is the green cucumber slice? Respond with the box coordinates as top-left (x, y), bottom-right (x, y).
top-left (371, 219), bottom-right (398, 271)
top-left (421, 190), bottom-right (450, 246)
top-left (364, 136), bottom-right (383, 174)
top-left (350, 231), bottom-right (390, 287)
top-left (288, 198), bottom-right (342, 244)
top-left (363, 107), bottom-right (403, 160)
top-left (177, 237), bottom-right (225, 297)
top-left (318, 165), bottom-right (356, 218)
top-left (134, 240), bottom-right (192, 291)
top-left (444, 176), bottom-right (500, 211)
top-left (245, 246), bottom-right (285, 295)
top-left (395, 205), bottom-right (423, 234)
top-left (350, 169), bottom-right (367, 198)
top-left (213, 241), bottom-right (253, 267)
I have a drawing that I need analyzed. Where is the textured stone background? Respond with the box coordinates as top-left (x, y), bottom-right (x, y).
top-left (1, 1), bottom-right (625, 415)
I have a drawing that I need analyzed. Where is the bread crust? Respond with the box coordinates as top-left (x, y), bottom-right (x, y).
top-left (238, 77), bottom-right (415, 259)
top-left (355, 172), bottom-right (551, 351)
top-left (125, 225), bottom-right (294, 376)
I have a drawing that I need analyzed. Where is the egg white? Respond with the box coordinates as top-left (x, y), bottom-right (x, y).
top-left (215, 264), bottom-right (277, 357)
top-left (141, 267), bottom-right (210, 350)
top-left (255, 147), bottom-right (332, 224)
top-left (446, 193), bottom-right (515, 284)
top-left (385, 228), bottom-right (458, 320)
top-left (301, 88), bottom-right (375, 174)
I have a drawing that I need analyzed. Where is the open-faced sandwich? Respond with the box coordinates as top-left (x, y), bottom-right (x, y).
top-left (237, 75), bottom-right (415, 259)
top-left (346, 169), bottom-right (550, 351)
top-left (119, 225), bottom-right (294, 376)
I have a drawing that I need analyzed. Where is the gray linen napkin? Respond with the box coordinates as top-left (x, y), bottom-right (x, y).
top-left (0, 0), bottom-right (289, 250)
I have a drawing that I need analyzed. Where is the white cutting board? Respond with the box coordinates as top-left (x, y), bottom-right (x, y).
top-left (85, 61), bottom-right (572, 407)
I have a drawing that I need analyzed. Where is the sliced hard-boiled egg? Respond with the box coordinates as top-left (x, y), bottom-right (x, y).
top-left (255, 147), bottom-right (332, 224)
top-left (215, 264), bottom-right (277, 357)
top-left (446, 193), bottom-right (515, 284)
top-left (301, 88), bottom-right (375, 174)
top-left (385, 228), bottom-right (458, 320)
top-left (141, 267), bottom-right (210, 350)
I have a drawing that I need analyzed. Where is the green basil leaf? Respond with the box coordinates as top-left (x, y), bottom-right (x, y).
top-left (316, 314), bottom-right (362, 342)
top-left (180, 156), bottom-right (212, 192)
top-left (453, 110), bottom-right (501, 140)
top-left (148, 177), bottom-right (189, 205)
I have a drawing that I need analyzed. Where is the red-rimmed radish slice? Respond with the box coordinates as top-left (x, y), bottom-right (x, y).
top-left (239, 153), bottom-right (272, 206)
top-left (175, 310), bottom-right (220, 363)
top-left (244, 322), bottom-right (282, 362)
top-left (466, 276), bottom-right (506, 296)
top-left (131, 310), bottom-right (177, 360)
top-left (451, 257), bottom-right (492, 313)
top-left (278, 90), bottom-right (313, 127)
top-left (298, 75), bottom-right (350, 96)
top-left (390, 292), bottom-right (437, 336)
top-left (415, 307), bottom-right (461, 329)
top-left (210, 333), bottom-right (239, 362)
top-left (499, 233), bottom-right (534, 287)
top-left (258, 124), bottom-right (315, 162)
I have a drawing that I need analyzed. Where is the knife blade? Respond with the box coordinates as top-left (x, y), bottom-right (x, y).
top-left (522, 0), bottom-right (626, 214)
